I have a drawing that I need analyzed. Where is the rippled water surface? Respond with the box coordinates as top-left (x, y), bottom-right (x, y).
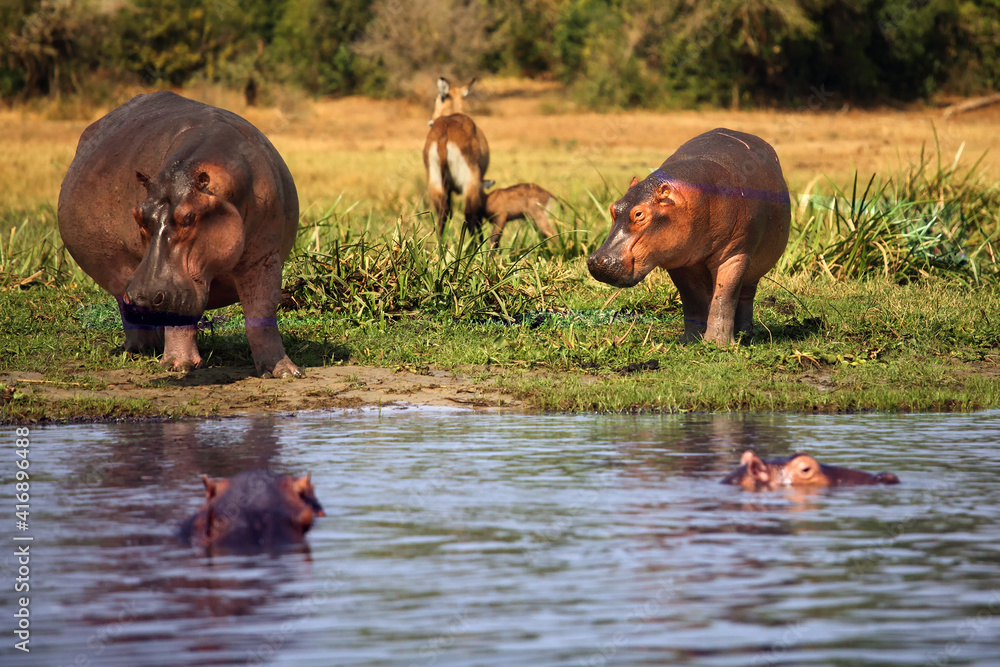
top-left (3, 409), bottom-right (1000, 666)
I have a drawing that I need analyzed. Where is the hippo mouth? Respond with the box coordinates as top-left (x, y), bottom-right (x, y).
top-left (586, 251), bottom-right (646, 288)
top-left (120, 299), bottom-right (201, 327)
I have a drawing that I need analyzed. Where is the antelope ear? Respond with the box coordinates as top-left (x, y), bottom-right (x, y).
top-left (654, 181), bottom-right (675, 205)
top-left (463, 77), bottom-right (477, 97)
top-left (741, 451), bottom-right (771, 483)
top-left (136, 171), bottom-right (151, 190)
top-left (437, 77), bottom-right (450, 101)
top-left (628, 175), bottom-right (640, 188)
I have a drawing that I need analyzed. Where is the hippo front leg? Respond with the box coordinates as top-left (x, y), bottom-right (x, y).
top-left (705, 255), bottom-right (751, 345)
top-left (162, 325), bottom-right (202, 371)
top-left (236, 253), bottom-right (304, 379)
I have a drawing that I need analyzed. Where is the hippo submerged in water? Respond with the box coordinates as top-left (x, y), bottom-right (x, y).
top-left (588, 128), bottom-right (790, 345)
top-left (179, 470), bottom-right (324, 554)
top-left (58, 91), bottom-right (302, 377)
top-left (722, 450), bottom-right (900, 490)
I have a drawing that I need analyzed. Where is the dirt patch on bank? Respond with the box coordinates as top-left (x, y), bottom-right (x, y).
top-left (2, 365), bottom-right (524, 420)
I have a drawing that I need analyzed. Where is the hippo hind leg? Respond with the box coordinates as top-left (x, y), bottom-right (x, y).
top-left (735, 282), bottom-right (758, 336)
top-left (667, 267), bottom-right (712, 343)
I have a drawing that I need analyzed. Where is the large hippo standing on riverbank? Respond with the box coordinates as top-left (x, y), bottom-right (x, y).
top-left (58, 91), bottom-right (302, 377)
top-left (587, 128), bottom-right (790, 345)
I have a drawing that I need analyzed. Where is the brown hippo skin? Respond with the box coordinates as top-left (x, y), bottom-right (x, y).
top-left (722, 450), bottom-right (901, 490)
top-left (179, 470), bottom-right (325, 554)
top-left (58, 91), bottom-right (302, 377)
top-left (587, 128), bottom-right (790, 345)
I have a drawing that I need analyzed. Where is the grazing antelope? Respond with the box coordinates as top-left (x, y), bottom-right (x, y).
top-left (484, 183), bottom-right (559, 248)
top-left (423, 76), bottom-right (491, 238)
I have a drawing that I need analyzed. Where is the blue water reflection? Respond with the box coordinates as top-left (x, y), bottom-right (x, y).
top-left (3, 409), bottom-right (999, 666)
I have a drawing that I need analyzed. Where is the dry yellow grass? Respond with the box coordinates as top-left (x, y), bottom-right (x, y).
top-left (2, 78), bottom-right (999, 223)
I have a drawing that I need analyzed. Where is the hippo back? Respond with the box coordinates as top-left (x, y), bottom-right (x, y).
top-left (660, 128), bottom-right (790, 280)
top-left (664, 128), bottom-right (787, 200)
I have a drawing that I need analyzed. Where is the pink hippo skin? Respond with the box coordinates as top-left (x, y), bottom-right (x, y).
top-left (722, 450), bottom-right (901, 490)
top-left (58, 91), bottom-right (302, 377)
top-left (587, 128), bottom-right (790, 345)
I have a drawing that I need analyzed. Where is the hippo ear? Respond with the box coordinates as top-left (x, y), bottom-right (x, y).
top-left (292, 473), bottom-right (312, 496)
top-left (741, 450), bottom-right (771, 484)
top-left (194, 171), bottom-right (211, 194)
top-left (654, 181), bottom-right (675, 205)
top-left (136, 171), bottom-right (151, 190)
top-left (628, 176), bottom-right (640, 188)
top-left (201, 475), bottom-right (229, 500)
top-left (131, 206), bottom-right (145, 228)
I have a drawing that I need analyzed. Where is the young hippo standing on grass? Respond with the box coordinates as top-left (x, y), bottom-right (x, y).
top-left (587, 128), bottom-right (790, 345)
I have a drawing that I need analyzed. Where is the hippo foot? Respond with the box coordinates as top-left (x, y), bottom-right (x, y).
top-left (160, 354), bottom-right (203, 373)
top-left (261, 356), bottom-right (304, 379)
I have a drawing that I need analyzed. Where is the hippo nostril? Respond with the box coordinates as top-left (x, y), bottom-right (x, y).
top-left (152, 292), bottom-right (165, 307)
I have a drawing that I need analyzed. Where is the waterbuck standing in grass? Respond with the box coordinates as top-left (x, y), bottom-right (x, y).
top-left (423, 77), bottom-right (491, 239)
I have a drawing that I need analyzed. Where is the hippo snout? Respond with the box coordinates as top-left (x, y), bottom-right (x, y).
top-left (121, 289), bottom-right (201, 327)
top-left (124, 289), bottom-right (166, 309)
top-left (587, 252), bottom-right (640, 288)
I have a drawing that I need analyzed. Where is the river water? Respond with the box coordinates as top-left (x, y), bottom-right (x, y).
top-left (3, 409), bottom-right (999, 666)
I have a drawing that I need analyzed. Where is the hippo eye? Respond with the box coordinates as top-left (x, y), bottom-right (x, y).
top-left (179, 211), bottom-right (196, 227)
top-left (633, 209), bottom-right (644, 222)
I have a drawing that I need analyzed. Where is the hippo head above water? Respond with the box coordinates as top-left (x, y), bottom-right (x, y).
top-left (180, 469), bottom-right (325, 554)
top-left (722, 450), bottom-right (900, 491)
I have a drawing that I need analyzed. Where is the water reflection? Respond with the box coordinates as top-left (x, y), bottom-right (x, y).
top-left (2, 409), bottom-right (999, 665)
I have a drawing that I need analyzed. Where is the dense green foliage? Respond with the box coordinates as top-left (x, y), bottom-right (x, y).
top-left (2, 0), bottom-right (998, 108)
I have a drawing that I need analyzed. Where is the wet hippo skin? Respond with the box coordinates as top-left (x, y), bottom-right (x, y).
top-left (179, 470), bottom-right (324, 554)
top-left (722, 450), bottom-right (901, 490)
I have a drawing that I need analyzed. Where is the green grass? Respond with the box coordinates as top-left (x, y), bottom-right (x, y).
top-left (3, 146), bottom-right (1000, 421)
